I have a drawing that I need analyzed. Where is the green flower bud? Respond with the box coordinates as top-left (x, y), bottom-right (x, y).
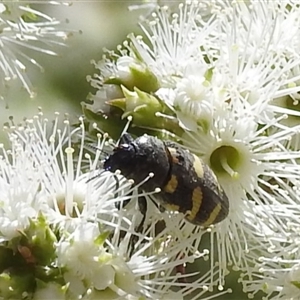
top-left (105, 57), bottom-right (159, 93)
top-left (29, 216), bottom-right (57, 265)
top-left (108, 86), bottom-right (182, 136)
top-left (9, 215), bottom-right (57, 267)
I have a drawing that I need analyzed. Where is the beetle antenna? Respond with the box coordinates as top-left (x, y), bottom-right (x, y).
top-left (86, 169), bottom-right (107, 183)
top-left (85, 143), bottom-right (109, 156)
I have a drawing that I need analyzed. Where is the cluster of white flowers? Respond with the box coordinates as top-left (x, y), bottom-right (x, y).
top-left (0, 1), bottom-right (69, 99)
top-left (86, 1), bottom-right (300, 298)
top-left (0, 110), bottom-right (233, 299)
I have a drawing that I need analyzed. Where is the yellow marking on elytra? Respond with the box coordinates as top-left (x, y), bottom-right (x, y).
top-left (167, 147), bottom-right (179, 164)
top-left (163, 175), bottom-right (178, 193)
top-left (192, 154), bottom-right (204, 178)
top-left (186, 187), bottom-right (203, 222)
top-left (164, 203), bottom-right (180, 211)
top-left (201, 203), bottom-right (222, 226)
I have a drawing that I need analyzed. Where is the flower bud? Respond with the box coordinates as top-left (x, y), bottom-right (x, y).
top-left (105, 56), bottom-right (160, 93)
top-left (108, 86), bottom-right (182, 135)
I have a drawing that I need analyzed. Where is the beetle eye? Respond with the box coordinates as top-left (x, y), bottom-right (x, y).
top-left (120, 142), bottom-right (138, 152)
top-left (119, 144), bottom-right (130, 150)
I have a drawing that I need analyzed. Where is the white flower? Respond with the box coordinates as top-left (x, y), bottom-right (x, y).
top-left (180, 103), bottom-right (300, 281)
top-left (240, 197), bottom-right (300, 299)
top-left (242, 257), bottom-right (300, 300)
top-left (0, 130), bottom-right (49, 241)
top-left (0, 2), bottom-right (70, 98)
top-left (214, 2), bottom-right (300, 124)
top-left (156, 66), bottom-right (225, 131)
top-left (123, 1), bottom-right (300, 133)
top-left (57, 222), bottom-right (102, 279)
top-left (57, 222), bottom-right (141, 297)
top-left (129, 3), bottom-right (219, 87)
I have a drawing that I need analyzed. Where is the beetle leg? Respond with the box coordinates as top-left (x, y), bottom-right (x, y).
top-left (128, 194), bottom-right (147, 256)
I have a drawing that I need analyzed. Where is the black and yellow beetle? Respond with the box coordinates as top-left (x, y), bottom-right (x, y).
top-left (104, 133), bottom-right (229, 226)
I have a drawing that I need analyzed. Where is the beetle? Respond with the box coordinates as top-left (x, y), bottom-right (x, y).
top-left (104, 133), bottom-right (229, 226)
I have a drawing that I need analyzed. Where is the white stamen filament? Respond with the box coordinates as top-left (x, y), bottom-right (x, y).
top-left (65, 147), bottom-right (74, 216)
